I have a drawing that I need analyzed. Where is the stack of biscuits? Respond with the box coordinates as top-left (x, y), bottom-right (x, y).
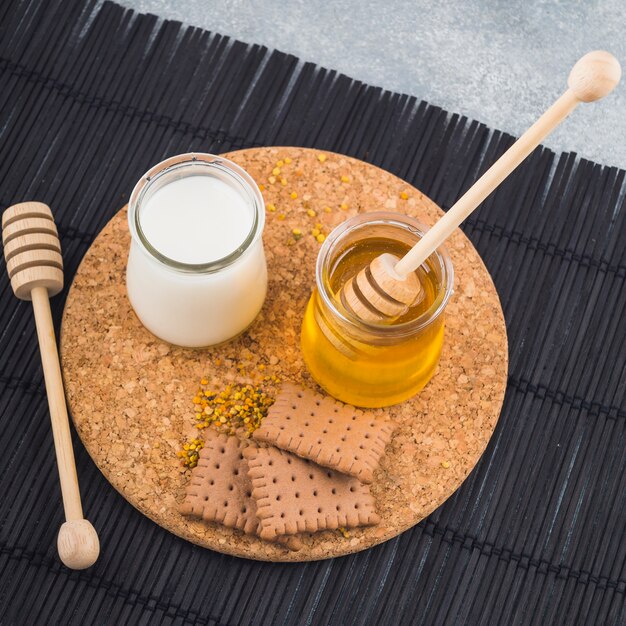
top-left (180, 382), bottom-right (396, 550)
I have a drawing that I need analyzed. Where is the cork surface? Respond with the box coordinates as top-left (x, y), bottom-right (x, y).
top-left (60, 147), bottom-right (508, 562)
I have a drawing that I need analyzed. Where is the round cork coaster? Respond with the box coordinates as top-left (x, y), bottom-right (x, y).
top-left (60, 147), bottom-right (508, 562)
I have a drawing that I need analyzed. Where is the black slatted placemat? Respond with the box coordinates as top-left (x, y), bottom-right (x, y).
top-left (0, 1), bottom-right (624, 624)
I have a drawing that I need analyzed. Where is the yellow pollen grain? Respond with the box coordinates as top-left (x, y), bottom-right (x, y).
top-left (178, 438), bottom-right (204, 469)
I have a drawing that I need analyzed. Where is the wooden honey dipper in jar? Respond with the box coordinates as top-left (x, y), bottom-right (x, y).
top-left (2, 202), bottom-right (100, 569)
top-left (341, 51), bottom-right (621, 323)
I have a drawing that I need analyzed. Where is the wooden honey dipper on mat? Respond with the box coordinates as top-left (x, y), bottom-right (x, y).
top-left (342, 51), bottom-right (621, 322)
top-left (2, 202), bottom-right (99, 569)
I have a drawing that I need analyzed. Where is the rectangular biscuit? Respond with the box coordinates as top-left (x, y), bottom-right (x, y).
top-left (180, 429), bottom-right (259, 534)
top-left (244, 444), bottom-right (380, 541)
top-left (180, 429), bottom-right (301, 550)
top-left (253, 382), bottom-right (396, 483)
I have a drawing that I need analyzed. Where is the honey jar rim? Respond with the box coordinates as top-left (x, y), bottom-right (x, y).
top-left (316, 211), bottom-right (455, 336)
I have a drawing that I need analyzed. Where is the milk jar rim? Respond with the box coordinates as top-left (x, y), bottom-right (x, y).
top-left (128, 153), bottom-right (265, 275)
top-left (316, 211), bottom-right (455, 338)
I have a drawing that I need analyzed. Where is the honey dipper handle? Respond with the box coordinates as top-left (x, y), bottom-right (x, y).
top-left (31, 286), bottom-right (83, 521)
top-left (394, 51), bottom-right (621, 278)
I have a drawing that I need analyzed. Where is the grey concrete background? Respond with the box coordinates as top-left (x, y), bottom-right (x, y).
top-left (117, 0), bottom-right (626, 168)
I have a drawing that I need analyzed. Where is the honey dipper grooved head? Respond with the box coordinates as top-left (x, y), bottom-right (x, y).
top-left (1, 202), bottom-right (63, 300)
top-left (341, 253), bottom-right (423, 323)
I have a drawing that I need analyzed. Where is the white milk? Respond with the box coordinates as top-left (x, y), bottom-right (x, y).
top-left (126, 154), bottom-right (267, 347)
top-left (139, 176), bottom-right (252, 264)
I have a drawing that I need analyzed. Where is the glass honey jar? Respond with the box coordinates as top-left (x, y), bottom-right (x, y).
top-left (301, 212), bottom-right (454, 408)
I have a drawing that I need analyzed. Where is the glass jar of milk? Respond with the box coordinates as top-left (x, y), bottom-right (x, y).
top-left (127, 153), bottom-right (267, 348)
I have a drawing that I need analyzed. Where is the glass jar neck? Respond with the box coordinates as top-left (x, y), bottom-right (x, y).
top-left (128, 153), bottom-right (264, 275)
top-left (315, 211), bottom-right (454, 341)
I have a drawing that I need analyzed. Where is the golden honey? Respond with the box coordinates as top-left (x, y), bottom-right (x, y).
top-left (301, 212), bottom-right (454, 408)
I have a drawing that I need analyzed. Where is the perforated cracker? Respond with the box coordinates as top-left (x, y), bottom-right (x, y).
top-left (180, 429), bottom-right (259, 533)
top-left (244, 444), bottom-right (380, 540)
top-left (253, 382), bottom-right (396, 483)
top-left (180, 430), bottom-right (301, 550)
